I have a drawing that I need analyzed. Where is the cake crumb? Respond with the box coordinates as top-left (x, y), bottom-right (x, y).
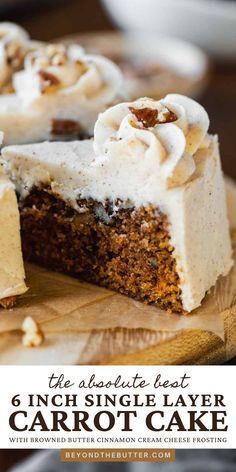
top-left (0, 296), bottom-right (16, 309)
top-left (21, 316), bottom-right (45, 348)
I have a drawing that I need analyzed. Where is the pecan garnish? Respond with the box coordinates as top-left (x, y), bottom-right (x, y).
top-left (0, 295), bottom-right (16, 309)
top-left (129, 106), bottom-right (177, 128)
top-left (5, 40), bottom-right (24, 69)
top-left (51, 118), bottom-right (81, 136)
top-left (38, 70), bottom-right (60, 93)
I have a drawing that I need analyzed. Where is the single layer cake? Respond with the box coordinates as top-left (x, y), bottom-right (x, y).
top-left (2, 95), bottom-right (233, 313)
top-left (0, 42), bottom-right (122, 145)
top-left (0, 134), bottom-right (27, 308)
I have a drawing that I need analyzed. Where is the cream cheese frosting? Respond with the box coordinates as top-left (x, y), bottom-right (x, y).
top-left (0, 132), bottom-right (27, 302)
top-left (0, 22), bottom-right (41, 92)
top-left (0, 42), bottom-right (123, 145)
top-left (94, 94), bottom-right (210, 189)
top-left (0, 22), bottom-right (29, 90)
top-left (2, 94), bottom-right (233, 312)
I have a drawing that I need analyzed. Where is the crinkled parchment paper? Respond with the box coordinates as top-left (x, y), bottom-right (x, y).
top-left (0, 238), bottom-right (235, 365)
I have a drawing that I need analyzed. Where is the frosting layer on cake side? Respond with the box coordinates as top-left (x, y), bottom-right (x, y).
top-left (0, 42), bottom-right (123, 144)
top-left (0, 133), bottom-right (27, 304)
top-left (2, 95), bottom-right (233, 312)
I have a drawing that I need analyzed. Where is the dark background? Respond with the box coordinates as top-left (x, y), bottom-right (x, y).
top-left (0, 0), bottom-right (235, 470)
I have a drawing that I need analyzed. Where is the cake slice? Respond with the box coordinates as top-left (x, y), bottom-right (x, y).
top-left (0, 135), bottom-right (27, 308)
top-left (0, 42), bottom-right (122, 145)
top-left (2, 95), bottom-right (233, 313)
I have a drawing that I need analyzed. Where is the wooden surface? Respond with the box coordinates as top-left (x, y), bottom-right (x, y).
top-left (105, 310), bottom-right (236, 365)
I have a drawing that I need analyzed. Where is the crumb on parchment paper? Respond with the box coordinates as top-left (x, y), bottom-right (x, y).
top-left (21, 316), bottom-right (45, 348)
top-left (0, 296), bottom-right (16, 309)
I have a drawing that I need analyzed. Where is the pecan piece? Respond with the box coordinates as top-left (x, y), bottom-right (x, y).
top-left (5, 40), bottom-right (24, 69)
top-left (51, 118), bottom-right (81, 137)
top-left (129, 106), bottom-right (177, 128)
top-left (38, 70), bottom-right (60, 93)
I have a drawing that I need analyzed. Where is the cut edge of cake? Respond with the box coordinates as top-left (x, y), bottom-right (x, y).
top-left (2, 94), bottom-right (233, 313)
top-left (0, 169), bottom-right (27, 308)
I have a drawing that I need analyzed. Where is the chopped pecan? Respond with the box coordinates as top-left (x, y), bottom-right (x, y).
top-left (51, 118), bottom-right (81, 136)
top-left (129, 106), bottom-right (177, 128)
top-left (38, 70), bottom-right (60, 93)
top-left (51, 52), bottom-right (67, 66)
top-left (5, 40), bottom-right (24, 69)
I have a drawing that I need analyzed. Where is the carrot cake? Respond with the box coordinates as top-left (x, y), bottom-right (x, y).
top-left (2, 94), bottom-right (233, 313)
top-left (0, 133), bottom-right (27, 308)
top-left (0, 41), bottom-right (122, 145)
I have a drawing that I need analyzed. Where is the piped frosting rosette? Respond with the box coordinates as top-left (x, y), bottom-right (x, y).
top-left (94, 94), bottom-right (210, 188)
top-left (0, 23), bottom-right (29, 90)
top-left (13, 42), bottom-right (123, 110)
top-left (0, 41), bottom-right (123, 144)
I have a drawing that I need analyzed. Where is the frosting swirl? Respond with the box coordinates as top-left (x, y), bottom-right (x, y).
top-left (94, 94), bottom-right (209, 188)
top-left (13, 42), bottom-right (123, 108)
top-left (0, 22), bottom-right (29, 90)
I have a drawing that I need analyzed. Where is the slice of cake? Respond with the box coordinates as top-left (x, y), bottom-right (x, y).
top-left (0, 134), bottom-right (27, 308)
top-left (2, 95), bottom-right (233, 313)
top-left (0, 42), bottom-right (123, 145)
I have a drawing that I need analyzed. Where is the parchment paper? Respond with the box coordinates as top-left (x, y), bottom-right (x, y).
top-left (0, 238), bottom-right (235, 365)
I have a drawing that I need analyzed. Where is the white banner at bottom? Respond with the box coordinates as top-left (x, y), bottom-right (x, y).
top-left (0, 365), bottom-right (235, 449)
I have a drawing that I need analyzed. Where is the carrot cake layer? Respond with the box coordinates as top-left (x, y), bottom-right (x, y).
top-left (19, 189), bottom-right (182, 312)
top-left (2, 94), bottom-right (233, 313)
